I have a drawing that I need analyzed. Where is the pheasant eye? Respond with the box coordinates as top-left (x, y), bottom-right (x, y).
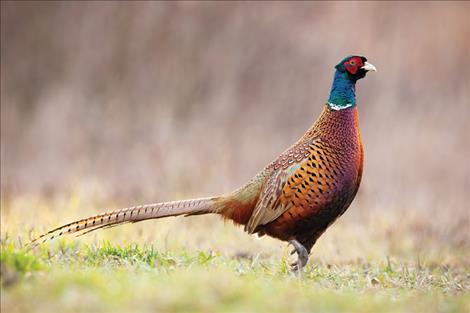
top-left (350, 60), bottom-right (356, 65)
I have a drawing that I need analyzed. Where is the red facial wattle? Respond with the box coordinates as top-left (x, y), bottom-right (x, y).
top-left (343, 57), bottom-right (364, 75)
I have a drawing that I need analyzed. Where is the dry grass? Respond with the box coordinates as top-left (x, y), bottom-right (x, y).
top-left (1, 191), bottom-right (469, 312)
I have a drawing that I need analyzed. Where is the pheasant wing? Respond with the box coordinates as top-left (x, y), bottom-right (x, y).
top-left (245, 137), bottom-right (323, 233)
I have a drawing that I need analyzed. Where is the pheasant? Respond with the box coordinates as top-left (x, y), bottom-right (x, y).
top-left (30, 55), bottom-right (376, 271)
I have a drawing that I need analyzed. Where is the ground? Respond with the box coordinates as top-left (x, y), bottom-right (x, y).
top-left (1, 193), bottom-right (469, 313)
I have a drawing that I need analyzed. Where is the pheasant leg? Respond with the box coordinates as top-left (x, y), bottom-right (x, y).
top-left (288, 239), bottom-right (309, 272)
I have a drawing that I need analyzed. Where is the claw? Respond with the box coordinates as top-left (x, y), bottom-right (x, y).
top-left (288, 239), bottom-right (309, 274)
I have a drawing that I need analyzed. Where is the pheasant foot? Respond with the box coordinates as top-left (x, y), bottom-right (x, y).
top-left (288, 239), bottom-right (309, 273)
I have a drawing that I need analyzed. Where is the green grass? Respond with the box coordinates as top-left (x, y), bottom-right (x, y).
top-left (1, 194), bottom-right (469, 312)
top-left (1, 239), bottom-right (469, 313)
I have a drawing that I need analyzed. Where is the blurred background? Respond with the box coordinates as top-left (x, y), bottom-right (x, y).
top-left (1, 2), bottom-right (469, 260)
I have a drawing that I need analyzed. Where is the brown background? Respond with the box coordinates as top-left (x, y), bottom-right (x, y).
top-left (1, 2), bottom-right (469, 249)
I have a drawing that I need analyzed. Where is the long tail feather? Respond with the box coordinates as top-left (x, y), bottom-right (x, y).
top-left (29, 196), bottom-right (220, 248)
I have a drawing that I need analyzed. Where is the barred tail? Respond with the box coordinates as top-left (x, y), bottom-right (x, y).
top-left (29, 196), bottom-right (221, 248)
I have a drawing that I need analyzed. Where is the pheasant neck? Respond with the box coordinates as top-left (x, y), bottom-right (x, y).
top-left (327, 70), bottom-right (357, 110)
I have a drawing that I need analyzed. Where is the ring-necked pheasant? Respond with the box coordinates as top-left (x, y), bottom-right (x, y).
top-left (30, 55), bottom-right (376, 271)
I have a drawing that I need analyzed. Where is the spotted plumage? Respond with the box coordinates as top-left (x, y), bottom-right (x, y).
top-left (30, 55), bottom-right (376, 272)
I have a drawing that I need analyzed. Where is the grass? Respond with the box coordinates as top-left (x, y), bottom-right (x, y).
top-left (1, 193), bottom-right (469, 312)
top-left (1, 240), bottom-right (469, 313)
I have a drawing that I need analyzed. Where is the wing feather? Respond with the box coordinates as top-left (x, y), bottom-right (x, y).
top-left (245, 137), bottom-right (320, 233)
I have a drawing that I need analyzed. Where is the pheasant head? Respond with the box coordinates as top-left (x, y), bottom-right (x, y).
top-left (327, 55), bottom-right (376, 110)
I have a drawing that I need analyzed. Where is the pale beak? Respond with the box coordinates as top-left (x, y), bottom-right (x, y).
top-left (361, 61), bottom-right (377, 72)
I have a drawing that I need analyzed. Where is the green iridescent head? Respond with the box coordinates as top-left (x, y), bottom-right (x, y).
top-left (327, 55), bottom-right (376, 110)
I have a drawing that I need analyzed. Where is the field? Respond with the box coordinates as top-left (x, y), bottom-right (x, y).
top-left (1, 2), bottom-right (470, 313)
top-left (1, 192), bottom-right (469, 312)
